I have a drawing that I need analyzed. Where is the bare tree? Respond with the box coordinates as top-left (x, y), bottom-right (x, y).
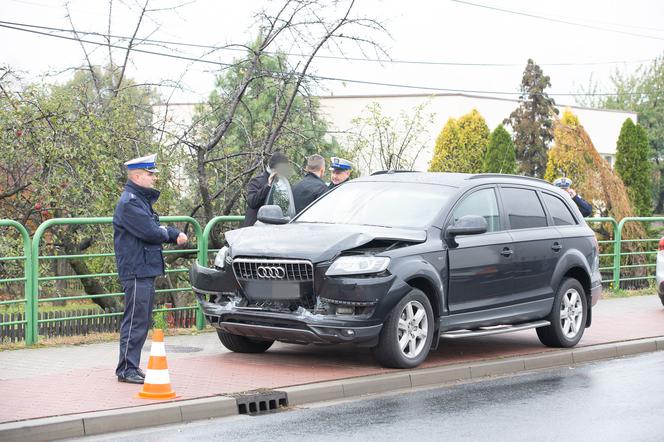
top-left (174, 0), bottom-right (389, 227)
top-left (2, 0), bottom-right (389, 310)
top-left (346, 101), bottom-right (434, 174)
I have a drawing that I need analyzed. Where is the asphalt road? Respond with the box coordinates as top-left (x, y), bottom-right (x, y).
top-left (83, 351), bottom-right (664, 442)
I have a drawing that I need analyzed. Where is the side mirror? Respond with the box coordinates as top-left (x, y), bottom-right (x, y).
top-left (257, 205), bottom-right (290, 225)
top-left (445, 215), bottom-right (488, 245)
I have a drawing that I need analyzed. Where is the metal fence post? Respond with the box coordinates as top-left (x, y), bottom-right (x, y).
top-left (160, 216), bottom-right (205, 330)
top-left (0, 221), bottom-right (33, 344)
top-left (613, 220), bottom-right (622, 289)
top-left (31, 219), bottom-right (63, 343)
top-left (20, 223), bottom-right (33, 345)
top-left (585, 217), bottom-right (619, 287)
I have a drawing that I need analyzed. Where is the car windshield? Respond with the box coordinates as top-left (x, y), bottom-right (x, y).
top-left (294, 181), bottom-right (454, 229)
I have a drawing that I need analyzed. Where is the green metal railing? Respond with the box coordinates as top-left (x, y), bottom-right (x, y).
top-left (586, 217), bottom-right (619, 285)
top-left (29, 216), bottom-right (204, 343)
top-left (2, 214), bottom-right (663, 345)
top-left (585, 216), bottom-right (664, 288)
top-left (200, 216), bottom-right (245, 266)
top-left (0, 221), bottom-right (33, 343)
top-left (614, 217), bottom-right (664, 287)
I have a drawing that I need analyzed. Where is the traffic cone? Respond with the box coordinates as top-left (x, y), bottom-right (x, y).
top-left (136, 329), bottom-right (177, 399)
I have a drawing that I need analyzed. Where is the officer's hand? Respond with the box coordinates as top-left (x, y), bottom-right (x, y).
top-left (176, 232), bottom-right (188, 245)
top-left (566, 188), bottom-right (577, 198)
top-left (268, 171), bottom-right (278, 185)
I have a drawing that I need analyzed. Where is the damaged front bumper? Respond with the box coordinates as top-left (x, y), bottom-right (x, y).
top-left (189, 261), bottom-right (391, 346)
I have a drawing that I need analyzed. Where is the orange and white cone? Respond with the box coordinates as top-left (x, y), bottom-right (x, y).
top-left (136, 329), bottom-right (177, 400)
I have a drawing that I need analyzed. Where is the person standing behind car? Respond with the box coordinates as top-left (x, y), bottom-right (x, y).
top-left (113, 154), bottom-right (188, 384)
top-left (292, 154), bottom-right (328, 214)
top-left (553, 177), bottom-right (593, 217)
top-left (328, 157), bottom-right (353, 190)
top-left (243, 151), bottom-right (289, 226)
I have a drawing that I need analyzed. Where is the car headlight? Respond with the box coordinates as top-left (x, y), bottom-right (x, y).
top-left (325, 256), bottom-right (390, 276)
top-left (214, 246), bottom-right (230, 269)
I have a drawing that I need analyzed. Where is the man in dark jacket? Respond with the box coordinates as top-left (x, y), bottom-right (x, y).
top-left (292, 154), bottom-right (327, 213)
top-left (328, 157), bottom-right (353, 190)
top-left (243, 151), bottom-right (290, 226)
top-left (113, 154), bottom-right (187, 384)
top-left (553, 177), bottom-right (593, 217)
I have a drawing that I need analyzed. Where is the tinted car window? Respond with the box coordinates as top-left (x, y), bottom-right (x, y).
top-left (542, 193), bottom-right (577, 226)
top-left (452, 188), bottom-right (501, 232)
top-left (501, 187), bottom-right (547, 229)
top-left (295, 182), bottom-right (454, 229)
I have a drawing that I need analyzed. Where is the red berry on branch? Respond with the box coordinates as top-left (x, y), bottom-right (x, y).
top-left (34, 203), bottom-right (42, 210)
top-left (16, 129), bottom-right (22, 137)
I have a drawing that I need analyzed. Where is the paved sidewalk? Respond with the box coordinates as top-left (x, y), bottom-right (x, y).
top-left (1, 295), bottom-right (663, 424)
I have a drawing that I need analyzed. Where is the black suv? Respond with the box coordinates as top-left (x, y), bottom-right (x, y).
top-left (190, 172), bottom-right (601, 368)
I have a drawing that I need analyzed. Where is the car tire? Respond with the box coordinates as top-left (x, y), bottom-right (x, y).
top-left (372, 289), bottom-right (434, 369)
top-left (216, 330), bottom-right (274, 353)
top-left (537, 278), bottom-right (588, 348)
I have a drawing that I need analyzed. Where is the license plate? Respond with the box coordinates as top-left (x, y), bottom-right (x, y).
top-left (243, 281), bottom-right (301, 300)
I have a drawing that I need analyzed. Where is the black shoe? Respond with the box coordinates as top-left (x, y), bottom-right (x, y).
top-left (118, 372), bottom-right (144, 384)
top-left (136, 368), bottom-right (146, 379)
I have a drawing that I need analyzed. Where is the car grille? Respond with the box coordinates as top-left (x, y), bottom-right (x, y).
top-left (232, 258), bottom-right (314, 282)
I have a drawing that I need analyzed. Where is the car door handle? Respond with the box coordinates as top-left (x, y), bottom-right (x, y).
top-left (551, 242), bottom-right (562, 252)
top-left (500, 247), bottom-right (513, 257)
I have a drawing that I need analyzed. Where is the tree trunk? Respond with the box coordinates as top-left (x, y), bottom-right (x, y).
top-left (67, 258), bottom-right (122, 310)
top-left (51, 258), bottom-right (68, 307)
top-left (57, 229), bottom-right (122, 310)
top-left (196, 148), bottom-right (214, 226)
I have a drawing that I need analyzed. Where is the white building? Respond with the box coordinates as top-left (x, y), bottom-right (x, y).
top-left (154, 93), bottom-right (637, 175)
top-left (317, 93), bottom-right (637, 174)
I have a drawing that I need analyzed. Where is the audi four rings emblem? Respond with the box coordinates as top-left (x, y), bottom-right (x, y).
top-left (256, 266), bottom-right (286, 279)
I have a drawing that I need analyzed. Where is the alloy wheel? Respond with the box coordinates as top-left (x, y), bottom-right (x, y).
top-left (397, 300), bottom-right (428, 358)
top-left (560, 288), bottom-right (584, 339)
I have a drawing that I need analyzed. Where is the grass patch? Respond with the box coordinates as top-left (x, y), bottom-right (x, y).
top-left (603, 287), bottom-right (657, 298)
top-left (0, 325), bottom-right (215, 351)
top-left (0, 301), bottom-right (102, 314)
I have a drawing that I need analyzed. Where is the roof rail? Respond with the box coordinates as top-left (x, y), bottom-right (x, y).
top-left (468, 173), bottom-right (550, 185)
top-left (370, 169), bottom-right (417, 176)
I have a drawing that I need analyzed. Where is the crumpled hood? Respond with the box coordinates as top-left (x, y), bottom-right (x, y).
top-left (225, 223), bottom-right (426, 263)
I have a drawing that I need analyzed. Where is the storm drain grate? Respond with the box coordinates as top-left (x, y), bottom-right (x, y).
top-left (236, 391), bottom-right (288, 415)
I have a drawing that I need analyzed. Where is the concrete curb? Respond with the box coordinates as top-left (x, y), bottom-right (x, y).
top-left (2, 337), bottom-right (663, 441)
top-left (0, 397), bottom-right (238, 442)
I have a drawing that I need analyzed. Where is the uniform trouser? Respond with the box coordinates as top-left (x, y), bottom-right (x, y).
top-left (116, 277), bottom-right (155, 377)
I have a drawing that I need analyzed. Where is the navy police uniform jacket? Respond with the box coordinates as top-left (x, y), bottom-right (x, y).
top-left (572, 195), bottom-right (593, 218)
top-left (292, 172), bottom-right (328, 214)
top-left (113, 181), bottom-right (180, 281)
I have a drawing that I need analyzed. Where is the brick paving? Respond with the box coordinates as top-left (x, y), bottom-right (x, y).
top-left (1, 295), bottom-right (663, 423)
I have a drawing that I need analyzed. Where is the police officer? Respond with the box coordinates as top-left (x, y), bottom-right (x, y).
top-left (553, 177), bottom-right (593, 217)
top-left (113, 154), bottom-right (187, 384)
top-left (292, 154), bottom-right (327, 213)
top-left (328, 157), bottom-right (353, 190)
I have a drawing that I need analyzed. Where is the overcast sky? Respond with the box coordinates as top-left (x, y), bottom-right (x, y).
top-left (2, 0), bottom-right (663, 106)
